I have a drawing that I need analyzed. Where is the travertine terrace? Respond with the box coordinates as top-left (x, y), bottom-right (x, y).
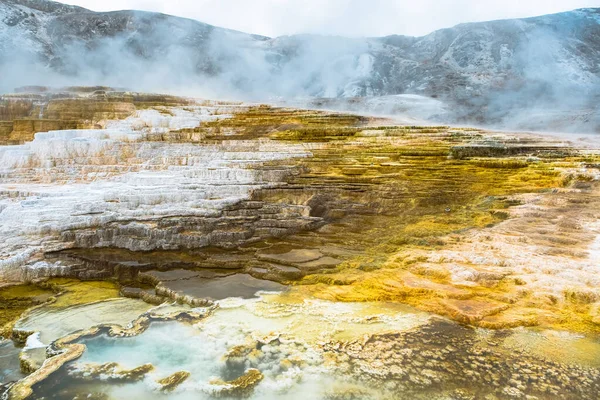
top-left (1, 88), bottom-right (600, 399)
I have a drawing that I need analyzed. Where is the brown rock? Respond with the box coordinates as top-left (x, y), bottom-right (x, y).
top-left (441, 299), bottom-right (510, 324)
top-left (212, 368), bottom-right (264, 397)
top-left (157, 371), bottom-right (191, 392)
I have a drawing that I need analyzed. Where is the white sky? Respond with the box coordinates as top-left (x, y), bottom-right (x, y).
top-left (61, 0), bottom-right (599, 37)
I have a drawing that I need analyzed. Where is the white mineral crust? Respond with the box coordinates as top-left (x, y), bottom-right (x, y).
top-left (0, 106), bottom-right (312, 281)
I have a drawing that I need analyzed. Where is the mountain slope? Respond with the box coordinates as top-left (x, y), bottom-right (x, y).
top-left (1, 0), bottom-right (599, 131)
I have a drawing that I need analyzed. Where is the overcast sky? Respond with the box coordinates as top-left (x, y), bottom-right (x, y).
top-left (61, 0), bottom-right (599, 37)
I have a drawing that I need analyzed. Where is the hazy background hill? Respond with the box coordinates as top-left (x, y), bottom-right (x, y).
top-left (1, 0), bottom-right (599, 132)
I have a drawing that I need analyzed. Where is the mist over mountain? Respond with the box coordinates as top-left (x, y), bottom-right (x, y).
top-left (1, 0), bottom-right (599, 132)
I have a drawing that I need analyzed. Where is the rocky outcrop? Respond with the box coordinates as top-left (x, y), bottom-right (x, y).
top-left (156, 371), bottom-right (191, 392)
top-left (8, 119), bottom-right (78, 143)
top-left (211, 368), bottom-right (264, 397)
top-left (69, 362), bottom-right (154, 382)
